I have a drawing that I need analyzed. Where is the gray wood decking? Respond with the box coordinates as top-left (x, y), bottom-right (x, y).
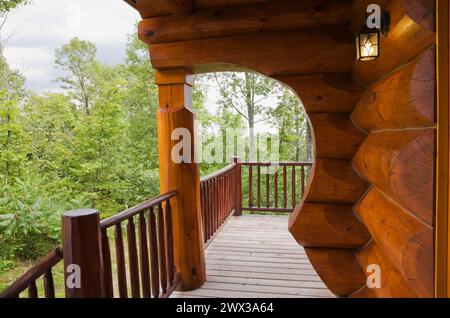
top-left (172, 215), bottom-right (334, 298)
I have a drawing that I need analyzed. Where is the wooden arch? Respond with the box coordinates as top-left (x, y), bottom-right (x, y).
top-left (129, 0), bottom-right (436, 297)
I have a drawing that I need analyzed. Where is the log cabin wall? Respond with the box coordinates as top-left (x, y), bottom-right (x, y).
top-left (349, 0), bottom-right (436, 298)
top-left (129, 0), bottom-right (437, 297)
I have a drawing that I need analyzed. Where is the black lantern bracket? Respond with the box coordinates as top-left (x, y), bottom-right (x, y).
top-left (380, 10), bottom-right (391, 37)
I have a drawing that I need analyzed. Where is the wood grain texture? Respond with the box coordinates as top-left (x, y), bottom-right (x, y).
top-left (353, 129), bottom-right (435, 225)
top-left (309, 113), bottom-right (367, 159)
top-left (306, 159), bottom-right (368, 204)
top-left (145, 26), bottom-right (355, 75)
top-left (305, 248), bottom-right (366, 297)
top-left (139, 0), bottom-right (352, 44)
top-left (289, 202), bottom-right (371, 248)
top-left (157, 70), bottom-right (206, 291)
top-left (355, 187), bottom-right (433, 297)
top-left (62, 210), bottom-right (103, 298)
top-left (357, 241), bottom-right (419, 298)
top-left (173, 215), bottom-right (334, 298)
top-left (350, 0), bottom-right (436, 299)
top-left (352, 47), bottom-right (436, 132)
top-left (275, 73), bottom-right (364, 113)
top-left (350, 287), bottom-right (378, 298)
top-left (127, 0), bottom-right (437, 298)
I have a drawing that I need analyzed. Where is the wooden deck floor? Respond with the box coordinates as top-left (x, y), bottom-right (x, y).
top-left (172, 215), bottom-right (334, 298)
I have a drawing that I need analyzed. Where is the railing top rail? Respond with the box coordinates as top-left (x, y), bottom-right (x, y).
top-left (0, 247), bottom-right (63, 298)
top-left (200, 163), bottom-right (236, 183)
top-left (241, 162), bottom-right (313, 167)
top-left (100, 190), bottom-right (178, 229)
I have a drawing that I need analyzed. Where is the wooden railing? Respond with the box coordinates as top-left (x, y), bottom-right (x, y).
top-left (99, 191), bottom-right (179, 298)
top-left (200, 161), bottom-right (238, 244)
top-left (0, 192), bottom-right (180, 298)
top-left (241, 162), bottom-right (312, 213)
top-left (0, 247), bottom-right (63, 298)
top-left (199, 159), bottom-right (312, 246)
top-left (1, 160), bottom-right (312, 298)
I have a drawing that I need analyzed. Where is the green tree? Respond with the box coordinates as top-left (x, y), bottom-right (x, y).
top-left (0, 56), bottom-right (27, 188)
top-left (0, 0), bottom-right (32, 52)
top-left (269, 89), bottom-right (311, 162)
top-left (0, 0), bottom-right (30, 14)
top-left (23, 93), bottom-right (77, 184)
top-left (69, 63), bottom-right (128, 215)
top-left (54, 37), bottom-right (97, 115)
top-left (213, 72), bottom-right (281, 161)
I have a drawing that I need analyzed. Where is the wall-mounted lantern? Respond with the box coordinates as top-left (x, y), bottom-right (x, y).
top-left (355, 10), bottom-right (390, 62)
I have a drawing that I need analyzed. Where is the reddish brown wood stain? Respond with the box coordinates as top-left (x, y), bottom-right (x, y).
top-left (126, 0), bottom-right (436, 298)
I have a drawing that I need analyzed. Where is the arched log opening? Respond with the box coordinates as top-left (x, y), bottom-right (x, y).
top-left (133, 0), bottom-right (436, 298)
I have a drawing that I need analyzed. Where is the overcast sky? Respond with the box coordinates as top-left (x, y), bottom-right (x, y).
top-left (1, 0), bottom-right (283, 134)
top-left (2, 0), bottom-right (140, 92)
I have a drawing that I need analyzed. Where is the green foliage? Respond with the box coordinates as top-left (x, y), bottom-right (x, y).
top-left (0, 30), bottom-right (311, 267)
top-left (269, 89), bottom-right (312, 162)
top-left (0, 0), bottom-right (31, 15)
top-left (0, 35), bottom-right (161, 260)
top-left (0, 173), bottom-right (88, 259)
top-left (54, 37), bottom-right (97, 115)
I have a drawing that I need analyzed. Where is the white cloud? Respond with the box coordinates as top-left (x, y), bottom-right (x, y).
top-left (1, 0), bottom-right (140, 92)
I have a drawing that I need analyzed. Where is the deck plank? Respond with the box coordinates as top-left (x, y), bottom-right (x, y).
top-left (172, 215), bottom-right (334, 298)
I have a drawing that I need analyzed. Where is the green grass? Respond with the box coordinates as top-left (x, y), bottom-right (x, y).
top-left (0, 259), bottom-right (65, 298)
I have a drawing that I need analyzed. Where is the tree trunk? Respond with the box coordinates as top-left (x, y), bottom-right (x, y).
top-left (305, 120), bottom-right (312, 162)
top-left (245, 73), bottom-right (256, 162)
top-left (4, 113), bottom-right (10, 188)
top-left (249, 121), bottom-right (256, 162)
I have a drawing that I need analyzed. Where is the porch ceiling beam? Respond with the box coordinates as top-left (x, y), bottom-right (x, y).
top-left (142, 26), bottom-right (354, 76)
top-left (127, 0), bottom-right (195, 18)
top-left (138, 0), bottom-right (352, 44)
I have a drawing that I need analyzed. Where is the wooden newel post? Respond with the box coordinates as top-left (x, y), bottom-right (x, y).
top-left (232, 157), bottom-right (242, 216)
top-left (62, 209), bottom-right (104, 298)
top-left (155, 69), bottom-right (206, 291)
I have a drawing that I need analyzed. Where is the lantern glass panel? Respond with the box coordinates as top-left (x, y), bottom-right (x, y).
top-left (356, 29), bottom-right (380, 61)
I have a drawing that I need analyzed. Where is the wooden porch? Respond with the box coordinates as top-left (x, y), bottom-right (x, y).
top-left (173, 215), bottom-right (333, 298)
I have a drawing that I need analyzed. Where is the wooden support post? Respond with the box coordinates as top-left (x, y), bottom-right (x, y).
top-left (62, 209), bottom-right (103, 298)
top-left (156, 69), bottom-right (206, 291)
top-left (436, 0), bottom-right (450, 298)
top-left (232, 157), bottom-right (242, 216)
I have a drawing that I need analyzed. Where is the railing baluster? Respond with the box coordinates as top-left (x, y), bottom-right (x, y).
top-left (215, 179), bottom-right (218, 230)
top-left (234, 162), bottom-right (311, 213)
top-left (138, 211), bottom-right (151, 298)
top-left (266, 166), bottom-right (270, 208)
top-left (205, 181), bottom-right (210, 241)
top-left (28, 281), bottom-right (37, 298)
top-left (201, 184), bottom-right (206, 239)
top-left (249, 164), bottom-right (253, 207)
top-left (43, 270), bottom-right (55, 298)
top-left (274, 168), bottom-right (278, 208)
top-left (101, 229), bottom-right (114, 298)
top-left (158, 203), bottom-right (168, 294)
top-left (218, 176), bottom-right (222, 225)
top-left (115, 224), bottom-right (128, 298)
top-left (257, 165), bottom-right (261, 208)
top-left (0, 247), bottom-right (63, 299)
top-left (223, 174), bottom-right (226, 221)
top-left (148, 207), bottom-right (160, 298)
top-left (283, 166), bottom-right (287, 209)
top-left (127, 217), bottom-right (140, 298)
top-left (222, 175), bottom-right (225, 222)
top-left (292, 165), bottom-right (296, 208)
top-left (301, 165), bottom-right (306, 198)
top-left (165, 200), bottom-right (175, 285)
